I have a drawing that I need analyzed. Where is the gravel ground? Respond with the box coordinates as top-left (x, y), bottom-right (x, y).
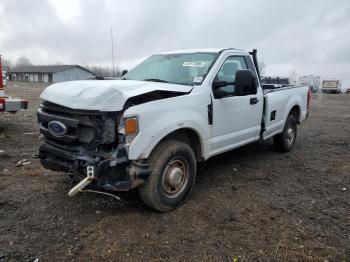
top-left (0, 82), bottom-right (349, 261)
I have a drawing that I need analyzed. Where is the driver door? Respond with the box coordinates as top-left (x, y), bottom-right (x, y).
top-left (210, 56), bottom-right (263, 155)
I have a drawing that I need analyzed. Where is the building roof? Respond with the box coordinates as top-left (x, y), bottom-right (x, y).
top-left (11, 65), bottom-right (95, 75)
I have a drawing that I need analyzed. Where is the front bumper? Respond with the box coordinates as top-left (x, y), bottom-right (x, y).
top-left (39, 142), bottom-right (150, 191)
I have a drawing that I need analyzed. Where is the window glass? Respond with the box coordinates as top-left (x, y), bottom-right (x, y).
top-left (215, 56), bottom-right (247, 94)
top-left (245, 56), bottom-right (258, 78)
top-left (216, 56), bottom-right (247, 82)
top-left (124, 53), bottom-right (217, 86)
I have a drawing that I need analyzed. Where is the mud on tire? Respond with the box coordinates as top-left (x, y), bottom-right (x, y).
top-left (138, 139), bottom-right (197, 212)
top-left (273, 114), bottom-right (297, 152)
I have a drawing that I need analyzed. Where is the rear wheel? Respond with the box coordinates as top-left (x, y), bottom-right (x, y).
top-left (273, 114), bottom-right (297, 152)
top-left (138, 139), bottom-right (197, 212)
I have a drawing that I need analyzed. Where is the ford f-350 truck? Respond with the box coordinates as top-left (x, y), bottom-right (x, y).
top-left (38, 48), bottom-right (310, 211)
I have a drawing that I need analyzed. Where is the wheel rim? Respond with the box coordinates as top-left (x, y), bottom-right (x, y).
top-left (286, 123), bottom-right (295, 145)
top-left (162, 157), bottom-right (189, 199)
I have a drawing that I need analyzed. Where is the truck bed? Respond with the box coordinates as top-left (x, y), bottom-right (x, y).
top-left (263, 84), bottom-right (302, 94)
top-left (262, 85), bottom-right (309, 140)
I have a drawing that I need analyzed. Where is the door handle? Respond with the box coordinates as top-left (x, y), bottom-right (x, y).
top-left (250, 97), bottom-right (259, 105)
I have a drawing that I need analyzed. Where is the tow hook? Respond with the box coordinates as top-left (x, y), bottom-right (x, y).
top-left (68, 166), bottom-right (95, 197)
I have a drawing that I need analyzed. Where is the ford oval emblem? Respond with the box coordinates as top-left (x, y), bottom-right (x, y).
top-left (48, 121), bottom-right (67, 137)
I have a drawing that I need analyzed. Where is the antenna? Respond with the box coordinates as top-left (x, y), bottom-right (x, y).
top-left (111, 26), bottom-right (115, 77)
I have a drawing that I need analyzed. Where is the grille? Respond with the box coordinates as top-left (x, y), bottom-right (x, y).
top-left (38, 101), bottom-right (118, 149)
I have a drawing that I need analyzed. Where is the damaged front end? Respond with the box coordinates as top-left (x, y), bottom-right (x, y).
top-left (37, 101), bottom-right (150, 195)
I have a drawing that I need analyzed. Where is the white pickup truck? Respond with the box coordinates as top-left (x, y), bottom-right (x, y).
top-left (38, 48), bottom-right (310, 211)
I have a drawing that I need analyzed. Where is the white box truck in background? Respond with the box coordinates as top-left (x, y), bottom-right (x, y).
top-left (321, 79), bottom-right (342, 94)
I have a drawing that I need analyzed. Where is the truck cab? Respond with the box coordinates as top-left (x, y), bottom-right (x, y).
top-left (38, 48), bottom-right (309, 211)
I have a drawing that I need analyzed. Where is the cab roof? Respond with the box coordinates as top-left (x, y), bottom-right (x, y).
top-left (160, 48), bottom-right (245, 55)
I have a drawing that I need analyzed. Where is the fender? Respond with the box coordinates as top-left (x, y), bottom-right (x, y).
top-left (262, 86), bottom-right (308, 140)
top-left (282, 88), bottom-right (308, 125)
top-left (123, 92), bottom-right (211, 160)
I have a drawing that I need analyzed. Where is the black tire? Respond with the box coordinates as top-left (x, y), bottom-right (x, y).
top-left (138, 139), bottom-right (197, 212)
top-left (273, 114), bottom-right (297, 152)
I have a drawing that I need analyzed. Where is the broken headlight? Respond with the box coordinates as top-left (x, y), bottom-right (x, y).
top-left (118, 117), bottom-right (125, 135)
top-left (118, 117), bottom-right (139, 144)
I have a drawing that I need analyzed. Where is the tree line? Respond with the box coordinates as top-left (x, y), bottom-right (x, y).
top-left (2, 57), bottom-right (121, 77)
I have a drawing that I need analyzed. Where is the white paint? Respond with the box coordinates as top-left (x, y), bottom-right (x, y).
top-left (40, 80), bottom-right (192, 111)
top-left (160, 48), bottom-right (230, 54)
top-left (124, 49), bottom-right (308, 160)
top-left (41, 49), bottom-right (308, 161)
top-left (262, 86), bottom-right (309, 139)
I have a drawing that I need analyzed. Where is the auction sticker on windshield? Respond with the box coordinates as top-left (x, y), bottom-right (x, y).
top-left (193, 76), bottom-right (203, 83)
top-left (182, 61), bottom-right (211, 67)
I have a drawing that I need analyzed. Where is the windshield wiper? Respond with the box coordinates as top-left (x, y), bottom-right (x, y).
top-left (143, 78), bottom-right (169, 83)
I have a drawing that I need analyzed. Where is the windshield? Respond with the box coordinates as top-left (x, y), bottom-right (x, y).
top-left (124, 52), bottom-right (217, 86)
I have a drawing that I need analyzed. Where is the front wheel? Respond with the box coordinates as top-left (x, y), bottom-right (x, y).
top-left (273, 114), bottom-right (297, 152)
top-left (138, 139), bottom-right (197, 212)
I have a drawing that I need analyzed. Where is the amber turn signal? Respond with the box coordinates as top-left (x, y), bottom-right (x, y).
top-left (124, 117), bottom-right (138, 134)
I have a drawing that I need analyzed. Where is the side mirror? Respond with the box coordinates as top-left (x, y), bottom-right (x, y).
top-left (212, 80), bottom-right (228, 89)
top-left (235, 70), bottom-right (257, 96)
top-left (121, 70), bottom-right (128, 76)
top-left (212, 80), bottom-right (235, 99)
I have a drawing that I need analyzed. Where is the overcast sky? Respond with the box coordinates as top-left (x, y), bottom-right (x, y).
top-left (0, 0), bottom-right (349, 89)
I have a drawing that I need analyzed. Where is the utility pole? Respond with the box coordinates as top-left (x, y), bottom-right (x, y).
top-left (111, 27), bottom-right (115, 77)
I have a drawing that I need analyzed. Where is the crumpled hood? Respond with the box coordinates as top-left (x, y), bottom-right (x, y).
top-left (40, 80), bottom-right (192, 111)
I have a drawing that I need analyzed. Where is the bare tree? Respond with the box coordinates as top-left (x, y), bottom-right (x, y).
top-left (289, 70), bottom-right (298, 85)
top-left (258, 61), bottom-right (266, 76)
top-left (15, 57), bottom-right (32, 68)
top-left (85, 65), bottom-right (121, 77)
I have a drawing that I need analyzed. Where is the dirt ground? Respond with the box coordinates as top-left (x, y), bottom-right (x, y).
top-left (0, 82), bottom-right (349, 261)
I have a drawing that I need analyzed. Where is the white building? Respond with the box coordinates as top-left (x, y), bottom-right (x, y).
top-left (10, 65), bottom-right (95, 83)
